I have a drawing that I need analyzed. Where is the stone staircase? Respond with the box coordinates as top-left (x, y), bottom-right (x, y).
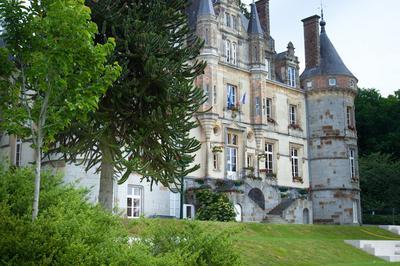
top-left (268, 199), bottom-right (295, 215)
top-left (379, 225), bottom-right (400, 235)
top-left (262, 214), bottom-right (288, 224)
top-left (262, 199), bottom-right (295, 224)
top-left (345, 240), bottom-right (400, 262)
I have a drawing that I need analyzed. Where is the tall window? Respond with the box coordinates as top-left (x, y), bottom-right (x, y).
top-left (204, 84), bottom-right (210, 104)
top-left (288, 67), bottom-right (296, 87)
top-left (127, 185), bottom-right (143, 218)
top-left (227, 133), bottom-right (238, 174)
top-left (264, 98), bottom-right (272, 118)
top-left (169, 191), bottom-right (180, 218)
top-left (265, 143), bottom-right (273, 173)
top-left (349, 149), bottom-right (356, 178)
top-left (227, 84), bottom-right (237, 109)
top-left (291, 148), bottom-right (299, 178)
top-left (15, 138), bottom-right (22, 167)
top-left (232, 42), bottom-right (237, 65)
top-left (205, 28), bottom-right (209, 45)
top-left (347, 106), bottom-right (354, 128)
top-left (225, 12), bottom-right (231, 27)
top-left (225, 40), bottom-right (231, 63)
top-left (255, 97), bottom-right (261, 116)
top-left (213, 153), bottom-right (219, 170)
top-left (265, 58), bottom-right (270, 79)
top-left (232, 15), bottom-right (237, 30)
top-left (247, 154), bottom-right (254, 168)
top-left (289, 105), bottom-right (297, 125)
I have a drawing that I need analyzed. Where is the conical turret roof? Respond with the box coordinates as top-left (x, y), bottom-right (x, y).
top-left (247, 3), bottom-right (263, 35)
top-left (301, 20), bottom-right (355, 80)
top-left (198, 0), bottom-right (215, 16)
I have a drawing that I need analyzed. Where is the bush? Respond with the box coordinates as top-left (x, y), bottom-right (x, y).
top-left (129, 219), bottom-right (243, 266)
top-left (0, 165), bottom-right (242, 265)
top-left (195, 189), bottom-right (236, 222)
top-left (362, 214), bottom-right (400, 225)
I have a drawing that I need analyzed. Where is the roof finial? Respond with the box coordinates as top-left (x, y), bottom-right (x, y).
top-left (320, 0), bottom-right (326, 32)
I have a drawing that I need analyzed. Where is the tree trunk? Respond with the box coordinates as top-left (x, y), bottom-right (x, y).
top-left (32, 139), bottom-right (41, 221)
top-left (98, 147), bottom-right (114, 211)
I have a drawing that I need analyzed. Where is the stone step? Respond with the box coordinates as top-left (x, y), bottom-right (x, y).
top-left (262, 215), bottom-right (289, 224)
top-left (377, 255), bottom-right (400, 262)
top-left (379, 225), bottom-right (400, 235)
top-left (345, 240), bottom-right (400, 262)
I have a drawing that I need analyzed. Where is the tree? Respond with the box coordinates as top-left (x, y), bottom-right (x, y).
top-left (0, 0), bottom-right (120, 220)
top-left (53, 0), bottom-right (206, 210)
top-left (194, 189), bottom-right (236, 222)
top-left (359, 153), bottom-right (400, 210)
top-left (355, 88), bottom-right (400, 158)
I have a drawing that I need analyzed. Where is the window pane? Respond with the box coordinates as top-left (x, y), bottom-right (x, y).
top-left (127, 207), bottom-right (132, 217)
top-left (127, 197), bottom-right (132, 207)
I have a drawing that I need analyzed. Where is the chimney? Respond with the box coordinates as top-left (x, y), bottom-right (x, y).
top-left (255, 0), bottom-right (270, 36)
top-left (302, 15), bottom-right (320, 69)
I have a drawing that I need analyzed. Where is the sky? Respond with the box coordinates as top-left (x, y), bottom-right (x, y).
top-left (243, 0), bottom-right (399, 96)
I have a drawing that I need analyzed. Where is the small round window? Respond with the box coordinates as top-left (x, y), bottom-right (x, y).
top-left (328, 78), bottom-right (336, 86)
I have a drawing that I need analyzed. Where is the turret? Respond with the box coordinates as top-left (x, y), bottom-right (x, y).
top-left (301, 12), bottom-right (361, 225)
top-left (248, 3), bottom-right (265, 68)
top-left (196, 0), bottom-right (218, 51)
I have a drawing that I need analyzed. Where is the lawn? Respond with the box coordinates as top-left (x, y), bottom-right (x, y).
top-left (127, 219), bottom-right (400, 265)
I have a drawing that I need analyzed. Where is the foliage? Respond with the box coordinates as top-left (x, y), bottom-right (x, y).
top-left (236, 0), bottom-right (250, 19)
top-left (0, 0), bottom-right (120, 218)
top-left (355, 88), bottom-right (400, 158)
top-left (362, 213), bottom-right (400, 225)
top-left (129, 219), bottom-right (242, 266)
top-left (195, 189), bottom-right (236, 222)
top-left (53, 0), bottom-right (206, 209)
top-left (0, 165), bottom-right (241, 265)
top-left (359, 153), bottom-right (400, 210)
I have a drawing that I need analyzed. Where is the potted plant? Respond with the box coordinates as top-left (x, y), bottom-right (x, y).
top-left (293, 176), bottom-right (304, 183)
top-left (212, 145), bottom-right (223, 153)
top-left (288, 123), bottom-right (303, 131)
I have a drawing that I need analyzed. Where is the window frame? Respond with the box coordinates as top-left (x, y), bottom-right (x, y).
top-left (127, 185), bottom-right (143, 219)
top-left (232, 42), bottom-right (237, 65)
top-left (226, 84), bottom-right (237, 109)
top-left (349, 149), bottom-right (356, 178)
top-left (265, 143), bottom-right (274, 173)
top-left (15, 138), bottom-right (22, 167)
top-left (288, 66), bottom-right (296, 87)
top-left (226, 132), bottom-right (238, 174)
top-left (265, 98), bottom-right (272, 118)
top-left (289, 104), bottom-right (297, 125)
top-left (225, 40), bottom-right (231, 63)
top-left (291, 147), bottom-right (299, 178)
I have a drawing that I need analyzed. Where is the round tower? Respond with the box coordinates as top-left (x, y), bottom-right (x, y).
top-left (301, 14), bottom-right (361, 224)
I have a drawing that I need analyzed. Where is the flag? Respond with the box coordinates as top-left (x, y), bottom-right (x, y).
top-left (241, 91), bottom-right (246, 104)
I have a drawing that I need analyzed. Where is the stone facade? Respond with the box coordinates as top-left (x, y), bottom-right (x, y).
top-left (0, 0), bottom-right (360, 224)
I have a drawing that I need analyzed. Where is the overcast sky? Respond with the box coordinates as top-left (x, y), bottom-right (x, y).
top-left (243, 0), bottom-right (399, 96)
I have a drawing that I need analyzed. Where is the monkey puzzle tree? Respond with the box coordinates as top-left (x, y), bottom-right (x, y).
top-left (0, 0), bottom-right (120, 220)
top-left (53, 0), bottom-right (206, 210)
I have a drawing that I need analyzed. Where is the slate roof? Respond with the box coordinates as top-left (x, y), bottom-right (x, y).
top-left (247, 3), bottom-right (263, 35)
top-left (198, 0), bottom-right (215, 16)
top-left (301, 21), bottom-right (355, 80)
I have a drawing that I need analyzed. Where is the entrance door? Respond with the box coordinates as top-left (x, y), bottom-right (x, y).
top-left (303, 208), bottom-right (310, 224)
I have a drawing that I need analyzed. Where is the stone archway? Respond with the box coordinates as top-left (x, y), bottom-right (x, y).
top-left (248, 188), bottom-right (265, 210)
top-left (303, 208), bottom-right (310, 224)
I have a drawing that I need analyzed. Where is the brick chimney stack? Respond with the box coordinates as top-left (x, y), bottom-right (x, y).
top-left (302, 15), bottom-right (320, 69)
top-left (255, 0), bottom-right (270, 36)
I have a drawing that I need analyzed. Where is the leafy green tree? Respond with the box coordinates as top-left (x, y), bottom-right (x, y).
top-left (359, 153), bottom-right (400, 210)
top-left (0, 0), bottom-right (120, 220)
top-left (53, 0), bottom-right (206, 210)
top-left (355, 88), bottom-right (400, 158)
top-left (194, 189), bottom-right (236, 222)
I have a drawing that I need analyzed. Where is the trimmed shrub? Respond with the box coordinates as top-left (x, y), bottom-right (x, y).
top-left (195, 189), bottom-right (236, 222)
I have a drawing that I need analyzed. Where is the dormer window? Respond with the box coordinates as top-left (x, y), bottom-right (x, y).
top-left (232, 15), bottom-right (238, 30)
top-left (349, 79), bottom-right (356, 88)
top-left (328, 78), bottom-right (336, 86)
top-left (288, 67), bottom-right (296, 87)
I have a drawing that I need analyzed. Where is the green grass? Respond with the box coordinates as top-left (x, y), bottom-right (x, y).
top-left (127, 220), bottom-right (400, 265)
top-left (231, 223), bottom-right (400, 265)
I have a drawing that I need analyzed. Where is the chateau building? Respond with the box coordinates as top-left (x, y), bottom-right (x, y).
top-left (0, 0), bottom-right (361, 224)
